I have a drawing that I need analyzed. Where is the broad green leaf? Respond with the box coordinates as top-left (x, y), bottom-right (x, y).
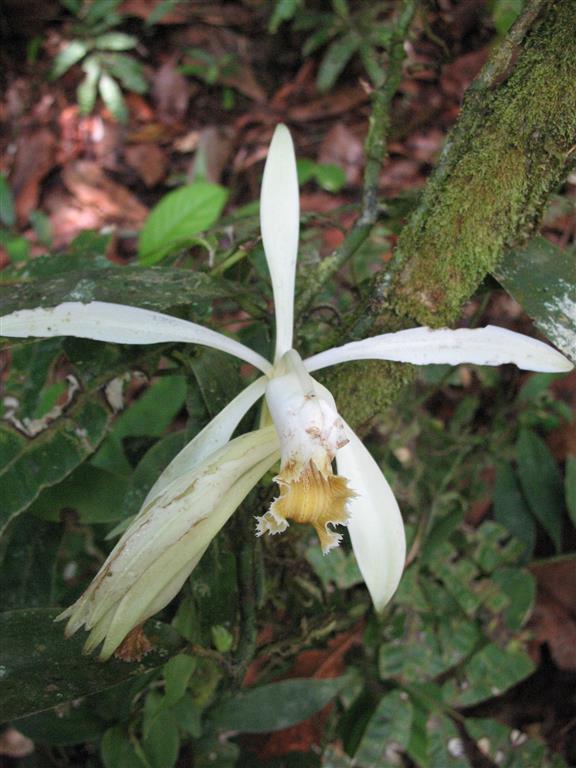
top-left (51, 40), bottom-right (89, 79)
top-left (491, 567), bottom-right (535, 631)
top-left (316, 33), bottom-right (359, 93)
top-left (493, 237), bottom-right (576, 364)
top-left (77, 57), bottom-right (100, 115)
top-left (0, 608), bottom-right (182, 722)
top-left (465, 718), bottom-right (567, 768)
top-left (427, 714), bottom-right (470, 768)
top-left (95, 32), bottom-right (137, 50)
top-left (315, 163), bottom-right (347, 192)
top-left (17, 705), bottom-right (106, 746)
top-left (354, 690), bottom-right (413, 767)
top-left (0, 398), bottom-right (110, 535)
top-left (516, 429), bottom-right (565, 551)
top-left (0, 265), bottom-right (239, 315)
top-left (163, 654), bottom-right (197, 706)
top-left (443, 643), bottom-right (534, 707)
top-left (0, 516), bottom-right (61, 609)
top-left (210, 676), bottom-right (351, 734)
top-left (105, 53), bottom-right (147, 93)
top-left (120, 431), bottom-right (187, 521)
top-left (189, 347), bottom-right (243, 419)
top-left (0, 174), bottom-right (15, 227)
top-left (101, 725), bottom-right (148, 768)
top-left (492, 0), bottom-right (527, 35)
top-left (99, 72), bottom-right (128, 122)
top-left (29, 210), bottom-right (53, 247)
top-left (493, 463), bottom-right (536, 556)
top-left (29, 464), bottom-right (129, 523)
top-left (138, 182), bottom-right (228, 265)
top-left (142, 690), bottom-right (180, 768)
top-left (306, 544), bottom-right (363, 589)
top-left (268, 0), bottom-right (300, 32)
top-left (566, 455), bottom-right (576, 527)
top-left (92, 375), bottom-right (186, 476)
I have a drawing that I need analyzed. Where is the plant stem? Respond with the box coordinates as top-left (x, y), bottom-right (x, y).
top-left (295, 0), bottom-right (420, 316)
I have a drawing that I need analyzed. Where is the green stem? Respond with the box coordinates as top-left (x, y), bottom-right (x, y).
top-left (295, 0), bottom-right (420, 316)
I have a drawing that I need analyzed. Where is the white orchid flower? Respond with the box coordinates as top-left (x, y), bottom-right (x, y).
top-left (1, 125), bottom-right (572, 660)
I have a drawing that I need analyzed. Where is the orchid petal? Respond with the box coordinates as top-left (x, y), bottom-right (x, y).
top-left (305, 325), bottom-right (574, 373)
top-left (336, 424), bottom-right (405, 612)
top-left (145, 375), bottom-right (268, 500)
top-left (260, 124), bottom-right (300, 361)
top-left (59, 426), bottom-right (280, 658)
top-left (1, 301), bottom-right (272, 373)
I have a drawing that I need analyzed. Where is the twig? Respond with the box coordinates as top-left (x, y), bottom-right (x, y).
top-left (295, 0), bottom-right (420, 317)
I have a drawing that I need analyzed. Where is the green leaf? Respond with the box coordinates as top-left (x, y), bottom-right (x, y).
top-left (493, 463), bottom-right (535, 556)
top-left (142, 690), bottom-right (180, 768)
top-left (268, 0), bottom-right (300, 32)
top-left (0, 398), bottom-right (110, 535)
top-left (51, 39), bottom-right (89, 79)
top-left (77, 57), bottom-right (100, 115)
top-left (315, 163), bottom-right (347, 192)
top-left (105, 53), bottom-right (147, 93)
top-left (491, 567), bottom-right (535, 631)
top-left (0, 608), bottom-right (182, 722)
top-left (95, 32), bottom-right (137, 50)
top-left (316, 33), bottom-right (359, 92)
top-left (121, 431), bottom-right (187, 521)
top-left (188, 347), bottom-right (243, 419)
top-left (92, 375), bottom-right (186, 475)
top-left (443, 643), bottom-right (534, 707)
top-left (516, 429), bottom-right (565, 551)
top-left (138, 182), bottom-right (228, 265)
top-left (0, 265), bottom-right (240, 315)
top-left (17, 705), bottom-right (106, 746)
top-left (426, 714), bottom-right (470, 768)
top-left (0, 516), bottom-right (61, 609)
top-left (163, 654), bottom-right (197, 706)
top-left (493, 237), bottom-right (576, 364)
top-left (492, 0), bottom-right (526, 35)
top-left (211, 676), bottom-right (351, 734)
top-left (101, 725), bottom-right (148, 768)
top-left (29, 210), bottom-right (53, 246)
top-left (306, 544), bottom-right (363, 589)
top-left (0, 174), bottom-right (15, 227)
top-left (99, 72), bottom-right (128, 122)
top-left (354, 690), bottom-right (413, 766)
top-left (566, 455), bottom-right (576, 527)
top-left (29, 464), bottom-right (128, 523)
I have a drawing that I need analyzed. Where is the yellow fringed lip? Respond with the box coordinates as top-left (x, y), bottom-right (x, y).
top-left (256, 460), bottom-right (356, 553)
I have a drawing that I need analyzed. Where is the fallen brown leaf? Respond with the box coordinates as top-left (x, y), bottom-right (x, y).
top-left (152, 60), bottom-right (191, 124)
top-left (125, 143), bottom-right (168, 187)
top-left (61, 160), bottom-right (148, 226)
top-left (10, 128), bottom-right (57, 225)
top-left (529, 559), bottom-right (576, 671)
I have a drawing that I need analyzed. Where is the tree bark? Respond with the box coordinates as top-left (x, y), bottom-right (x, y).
top-left (324, 0), bottom-right (576, 427)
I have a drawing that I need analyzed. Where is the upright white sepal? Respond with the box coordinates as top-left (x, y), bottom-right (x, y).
top-left (260, 124), bottom-right (300, 361)
top-left (336, 424), bottom-right (405, 612)
top-left (305, 325), bottom-right (574, 373)
top-left (0, 301), bottom-right (272, 374)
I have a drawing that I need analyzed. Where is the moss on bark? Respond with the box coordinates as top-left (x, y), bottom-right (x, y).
top-left (324, 0), bottom-right (576, 428)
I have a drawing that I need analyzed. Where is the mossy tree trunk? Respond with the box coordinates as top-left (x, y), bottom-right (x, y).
top-left (325, 0), bottom-right (576, 426)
